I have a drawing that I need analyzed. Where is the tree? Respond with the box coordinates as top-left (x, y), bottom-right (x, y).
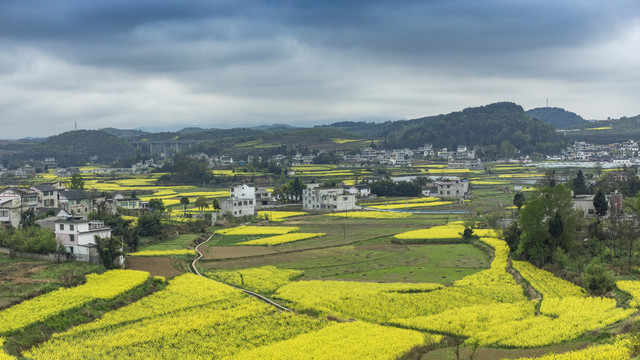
top-left (513, 192), bottom-right (525, 210)
top-left (69, 173), bottom-right (85, 189)
top-left (148, 198), bottom-right (165, 213)
top-left (95, 236), bottom-right (123, 270)
top-left (291, 178), bottom-right (304, 202)
top-left (137, 212), bottom-right (163, 237)
top-left (593, 189), bottom-right (609, 218)
top-left (212, 198), bottom-right (220, 210)
top-left (571, 170), bottom-right (588, 195)
top-left (180, 196), bottom-right (190, 217)
top-left (548, 210), bottom-right (564, 239)
top-left (194, 196), bottom-right (209, 214)
top-left (517, 185), bottom-right (582, 266)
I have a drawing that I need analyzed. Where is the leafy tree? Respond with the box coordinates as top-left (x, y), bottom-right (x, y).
top-left (513, 192), bottom-right (525, 210)
top-left (5, 226), bottom-right (58, 254)
top-left (212, 198), bottom-right (220, 210)
top-left (517, 185), bottom-right (582, 266)
top-left (137, 212), bottom-right (163, 237)
top-left (194, 196), bottom-right (209, 213)
top-left (593, 189), bottom-right (609, 217)
top-left (582, 259), bottom-right (614, 295)
top-left (95, 236), bottom-right (123, 270)
top-left (548, 210), bottom-right (564, 239)
top-left (180, 196), bottom-right (190, 217)
top-left (291, 178), bottom-right (304, 201)
top-left (571, 170), bottom-right (588, 195)
top-left (148, 198), bottom-right (165, 213)
top-left (69, 173), bottom-right (85, 189)
top-left (503, 221), bottom-right (522, 252)
top-left (88, 211), bottom-right (139, 252)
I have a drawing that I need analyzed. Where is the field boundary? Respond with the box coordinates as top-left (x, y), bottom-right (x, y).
top-left (191, 233), bottom-right (292, 312)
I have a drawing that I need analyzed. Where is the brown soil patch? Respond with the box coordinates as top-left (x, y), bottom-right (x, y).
top-left (203, 246), bottom-right (277, 260)
top-left (126, 257), bottom-right (182, 279)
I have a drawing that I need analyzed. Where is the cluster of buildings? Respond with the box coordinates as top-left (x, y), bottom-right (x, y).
top-left (549, 140), bottom-right (640, 164)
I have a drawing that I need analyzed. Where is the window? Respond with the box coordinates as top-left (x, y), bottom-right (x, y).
top-left (70, 224), bottom-right (74, 231)
top-left (69, 246), bottom-right (74, 254)
top-left (69, 234), bottom-right (75, 242)
top-left (588, 209), bottom-right (595, 215)
top-left (59, 224), bottom-right (64, 230)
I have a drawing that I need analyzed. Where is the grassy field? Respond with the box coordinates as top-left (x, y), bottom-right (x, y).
top-left (0, 255), bottom-right (104, 309)
top-left (139, 233), bottom-right (201, 251)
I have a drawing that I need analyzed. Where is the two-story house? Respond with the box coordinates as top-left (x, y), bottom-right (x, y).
top-left (58, 190), bottom-right (92, 216)
top-left (31, 184), bottom-right (60, 208)
top-left (53, 217), bottom-right (116, 264)
top-left (435, 178), bottom-right (470, 199)
top-left (0, 187), bottom-right (40, 227)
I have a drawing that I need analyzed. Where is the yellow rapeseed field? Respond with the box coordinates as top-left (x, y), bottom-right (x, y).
top-left (326, 211), bottom-right (412, 219)
top-left (0, 270), bottom-right (149, 334)
top-left (616, 280), bottom-right (640, 307)
top-left (217, 225), bottom-right (300, 235)
top-left (513, 261), bottom-right (586, 298)
top-left (206, 266), bottom-right (304, 293)
top-left (257, 211), bottom-right (308, 222)
top-left (239, 233), bottom-right (326, 246)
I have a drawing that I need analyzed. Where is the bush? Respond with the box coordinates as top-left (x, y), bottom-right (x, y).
top-left (582, 259), bottom-right (614, 295)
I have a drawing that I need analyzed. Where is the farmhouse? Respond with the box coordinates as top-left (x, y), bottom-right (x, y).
top-left (53, 217), bottom-right (118, 264)
top-left (435, 177), bottom-right (470, 199)
top-left (220, 183), bottom-right (256, 217)
top-left (573, 191), bottom-right (623, 217)
top-left (0, 187), bottom-right (40, 227)
top-left (58, 189), bottom-right (92, 216)
top-left (303, 183), bottom-right (358, 211)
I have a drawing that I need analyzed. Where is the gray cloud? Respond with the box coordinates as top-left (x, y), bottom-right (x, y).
top-left (1, 0), bottom-right (639, 138)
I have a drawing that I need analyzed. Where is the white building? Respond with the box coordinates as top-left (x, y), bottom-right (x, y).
top-left (303, 183), bottom-right (358, 211)
top-left (53, 218), bottom-right (117, 264)
top-left (435, 177), bottom-right (470, 199)
top-left (220, 183), bottom-right (256, 217)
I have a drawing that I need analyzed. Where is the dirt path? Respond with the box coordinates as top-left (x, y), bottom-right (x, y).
top-left (191, 235), bottom-right (292, 312)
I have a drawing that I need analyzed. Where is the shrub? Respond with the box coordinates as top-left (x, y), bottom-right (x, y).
top-left (582, 259), bottom-right (615, 295)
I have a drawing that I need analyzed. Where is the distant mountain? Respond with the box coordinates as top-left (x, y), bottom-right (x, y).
top-left (325, 102), bottom-right (565, 155)
top-left (249, 124), bottom-right (297, 131)
top-left (525, 107), bottom-right (586, 129)
top-left (101, 127), bottom-right (149, 139)
top-left (26, 130), bottom-right (137, 166)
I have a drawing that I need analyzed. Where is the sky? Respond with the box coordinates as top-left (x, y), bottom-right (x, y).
top-left (1, 0), bottom-right (640, 139)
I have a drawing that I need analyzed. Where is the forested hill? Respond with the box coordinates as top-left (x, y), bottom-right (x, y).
top-left (26, 130), bottom-right (137, 166)
top-left (526, 107), bottom-right (586, 129)
top-left (369, 102), bottom-right (565, 155)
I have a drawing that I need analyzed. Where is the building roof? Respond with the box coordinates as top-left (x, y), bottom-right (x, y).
top-left (59, 189), bottom-right (90, 200)
top-left (1, 187), bottom-right (38, 196)
top-left (32, 184), bottom-right (59, 192)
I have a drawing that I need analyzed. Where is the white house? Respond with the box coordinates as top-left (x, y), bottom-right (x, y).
top-left (220, 183), bottom-right (256, 217)
top-left (435, 177), bottom-right (470, 199)
top-left (53, 218), bottom-right (117, 264)
top-left (31, 184), bottom-right (61, 208)
top-left (303, 183), bottom-right (358, 211)
top-left (0, 187), bottom-right (40, 227)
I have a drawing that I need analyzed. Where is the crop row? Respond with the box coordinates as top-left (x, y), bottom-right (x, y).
top-left (616, 280), bottom-right (640, 307)
top-left (25, 274), bottom-right (428, 359)
top-left (369, 201), bottom-right (452, 210)
top-left (206, 266), bottom-right (304, 293)
top-left (512, 260), bottom-right (585, 298)
top-left (257, 211), bottom-right (308, 222)
top-left (325, 211), bottom-right (412, 219)
top-left (0, 338), bottom-right (14, 360)
top-left (239, 233), bottom-right (326, 246)
top-left (515, 335), bottom-right (634, 359)
top-left (217, 225), bottom-right (299, 236)
top-left (0, 270), bottom-right (149, 335)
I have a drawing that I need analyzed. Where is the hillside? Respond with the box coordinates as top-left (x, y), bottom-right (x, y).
top-left (101, 128), bottom-right (149, 139)
top-left (373, 102), bottom-right (566, 155)
top-left (561, 114), bottom-right (640, 144)
top-left (526, 107), bottom-right (586, 129)
top-left (27, 130), bottom-right (138, 166)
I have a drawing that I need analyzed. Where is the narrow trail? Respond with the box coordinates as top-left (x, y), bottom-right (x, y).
top-left (191, 234), bottom-right (292, 312)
